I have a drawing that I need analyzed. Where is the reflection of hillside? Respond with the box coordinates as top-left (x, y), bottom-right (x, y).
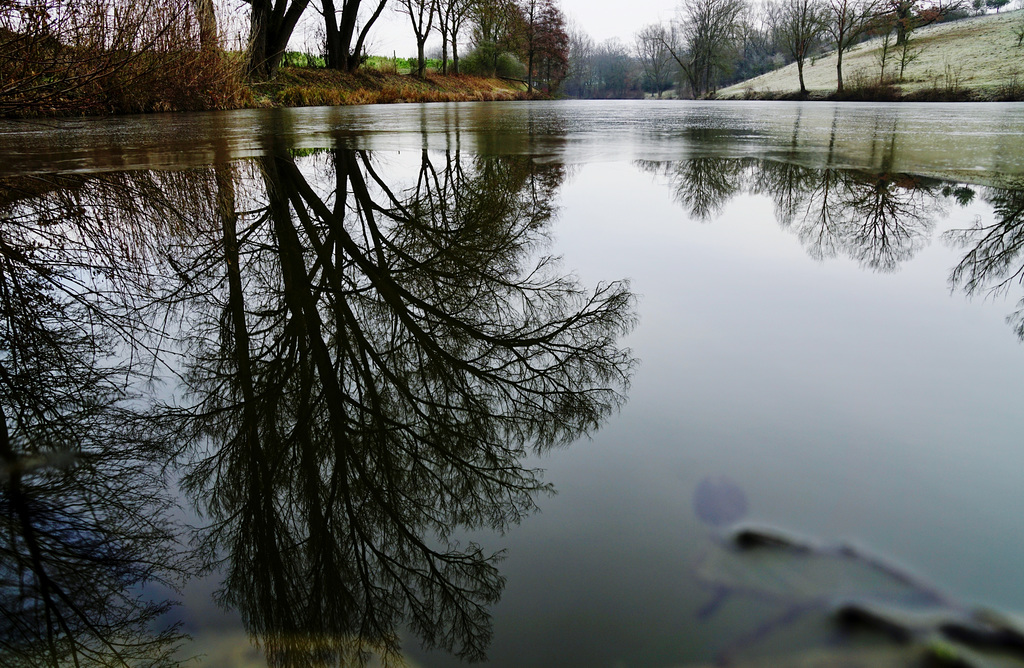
top-left (154, 148), bottom-right (636, 664)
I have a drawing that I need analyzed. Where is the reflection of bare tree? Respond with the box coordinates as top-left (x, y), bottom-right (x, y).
top-left (0, 178), bottom-right (191, 666)
top-left (776, 165), bottom-right (941, 271)
top-left (636, 158), bottom-right (750, 222)
top-left (947, 186), bottom-right (1024, 339)
top-left (837, 172), bottom-right (940, 272)
top-left (640, 155), bottom-right (944, 272)
top-left (750, 161), bottom-right (818, 230)
top-left (158, 148), bottom-right (635, 664)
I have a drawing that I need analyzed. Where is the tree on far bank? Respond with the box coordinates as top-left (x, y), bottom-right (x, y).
top-left (767, 0), bottom-right (825, 94)
top-left (635, 23), bottom-right (675, 97)
top-left (880, 0), bottom-right (966, 46)
top-left (322, 0), bottom-right (390, 72)
top-left (519, 0), bottom-right (542, 90)
top-left (517, 0), bottom-right (568, 91)
top-left (471, 0), bottom-right (524, 75)
top-left (248, 0), bottom-right (312, 79)
top-left (397, 0), bottom-right (438, 76)
top-left (437, 0), bottom-right (475, 74)
top-left (823, 0), bottom-right (877, 93)
top-left (593, 38), bottom-right (641, 97)
top-left (564, 25), bottom-right (597, 96)
top-left (662, 0), bottom-right (747, 97)
top-left (531, 0), bottom-right (570, 91)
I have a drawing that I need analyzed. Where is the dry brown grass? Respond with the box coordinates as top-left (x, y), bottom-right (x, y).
top-left (264, 69), bottom-right (533, 108)
top-left (0, 0), bottom-right (250, 117)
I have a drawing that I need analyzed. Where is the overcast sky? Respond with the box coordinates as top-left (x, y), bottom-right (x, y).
top-left (560, 0), bottom-right (680, 43)
top-left (345, 0), bottom-right (683, 57)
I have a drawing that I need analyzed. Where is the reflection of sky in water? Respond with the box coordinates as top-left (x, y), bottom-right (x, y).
top-left (408, 158), bottom-right (1024, 667)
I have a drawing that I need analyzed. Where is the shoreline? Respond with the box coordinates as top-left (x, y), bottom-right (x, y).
top-left (254, 67), bottom-right (538, 108)
top-left (714, 86), bottom-right (1024, 103)
top-left (0, 67), bottom-right (539, 119)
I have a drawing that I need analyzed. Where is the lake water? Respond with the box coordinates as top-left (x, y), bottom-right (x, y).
top-left (2, 100), bottom-right (1024, 667)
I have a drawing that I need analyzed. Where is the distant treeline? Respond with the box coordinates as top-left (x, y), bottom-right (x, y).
top-left (4, 0), bottom-right (1020, 114)
top-left (562, 0), bottom-right (1021, 98)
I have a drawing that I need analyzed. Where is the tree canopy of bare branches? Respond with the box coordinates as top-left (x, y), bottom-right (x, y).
top-left (635, 23), bottom-right (675, 97)
top-left (767, 0), bottom-right (826, 93)
top-left (662, 0), bottom-right (748, 97)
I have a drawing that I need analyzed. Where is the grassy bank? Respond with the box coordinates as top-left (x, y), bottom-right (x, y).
top-left (255, 67), bottom-right (532, 107)
top-left (719, 10), bottom-right (1024, 101)
top-left (0, 55), bottom-right (533, 118)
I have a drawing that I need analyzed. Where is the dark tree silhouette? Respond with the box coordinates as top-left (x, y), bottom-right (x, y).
top-left (152, 147), bottom-right (636, 664)
top-left (322, 0), bottom-right (390, 72)
top-left (0, 174), bottom-right (193, 667)
top-left (636, 157), bottom-right (751, 222)
top-left (946, 186), bottom-right (1024, 338)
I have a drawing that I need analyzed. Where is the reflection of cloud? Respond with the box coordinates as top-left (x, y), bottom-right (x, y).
top-left (693, 476), bottom-right (749, 527)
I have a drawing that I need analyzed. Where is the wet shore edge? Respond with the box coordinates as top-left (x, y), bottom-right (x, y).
top-left (713, 84), bottom-right (1024, 103)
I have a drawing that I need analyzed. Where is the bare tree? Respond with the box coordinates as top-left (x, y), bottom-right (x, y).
top-left (248, 0), bottom-right (313, 78)
top-left (398, 0), bottom-right (439, 76)
top-left (635, 23), bottom-right (674, 98)
top-left (881, 0), bottom-right (965, 46)
top-left (563, 23), bottom-right (596, 97)
top-left (767, 0), bottom-right (825, 94)
top-left (661, 0), bottom-right (747, 97)
top-left (822, 0), bottom-right (877, 93)
top-left (437, 0), bottom-right (476, 73)
top-left (322, 0), bottom-right (390, 71)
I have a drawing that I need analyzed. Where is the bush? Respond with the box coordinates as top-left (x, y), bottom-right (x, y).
top-left (0, 0), bottom-right (249, 116)
top-left (837, 70), bottom-right (900, 101)
top-left (458, 49), bottom-right (526, 79)
top-left (282, 52), bottom-right (325, 68)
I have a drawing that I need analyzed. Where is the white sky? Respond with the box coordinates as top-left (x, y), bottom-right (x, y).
top-left (307, 0), bottom-right (684, 58)
top-left (559, 0), bottom-right (680, 43)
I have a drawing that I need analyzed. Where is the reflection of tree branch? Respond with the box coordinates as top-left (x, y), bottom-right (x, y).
top-left (636, 158), bottom-right (750, 222)
top-left (0, 176), bottom-right (190, 667)
top-left (839, 173), bottom-right (939, 272)
top-left (161, 148), bottom-right (635, 664)
top-left (946, 187), bottom-right (1024, 338)
top-left (640, 157), bottom-right (943, 272)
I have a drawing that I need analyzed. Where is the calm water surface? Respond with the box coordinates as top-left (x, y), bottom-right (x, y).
top-left (2, 100), bottom-right (1024, 667)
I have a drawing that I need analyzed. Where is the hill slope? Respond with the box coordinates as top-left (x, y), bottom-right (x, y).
top-left (719, 9), bottom-right (1024, 99)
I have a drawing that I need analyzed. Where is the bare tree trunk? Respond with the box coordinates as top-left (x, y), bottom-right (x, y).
top-left (836, 50), bottom-right (844, 93)
top-left (798, 59), bottom-right (807, 93)
top-left (323, 0), bottom-right (342, 69)
top-left (192, 0), bottom-right (218, 50)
